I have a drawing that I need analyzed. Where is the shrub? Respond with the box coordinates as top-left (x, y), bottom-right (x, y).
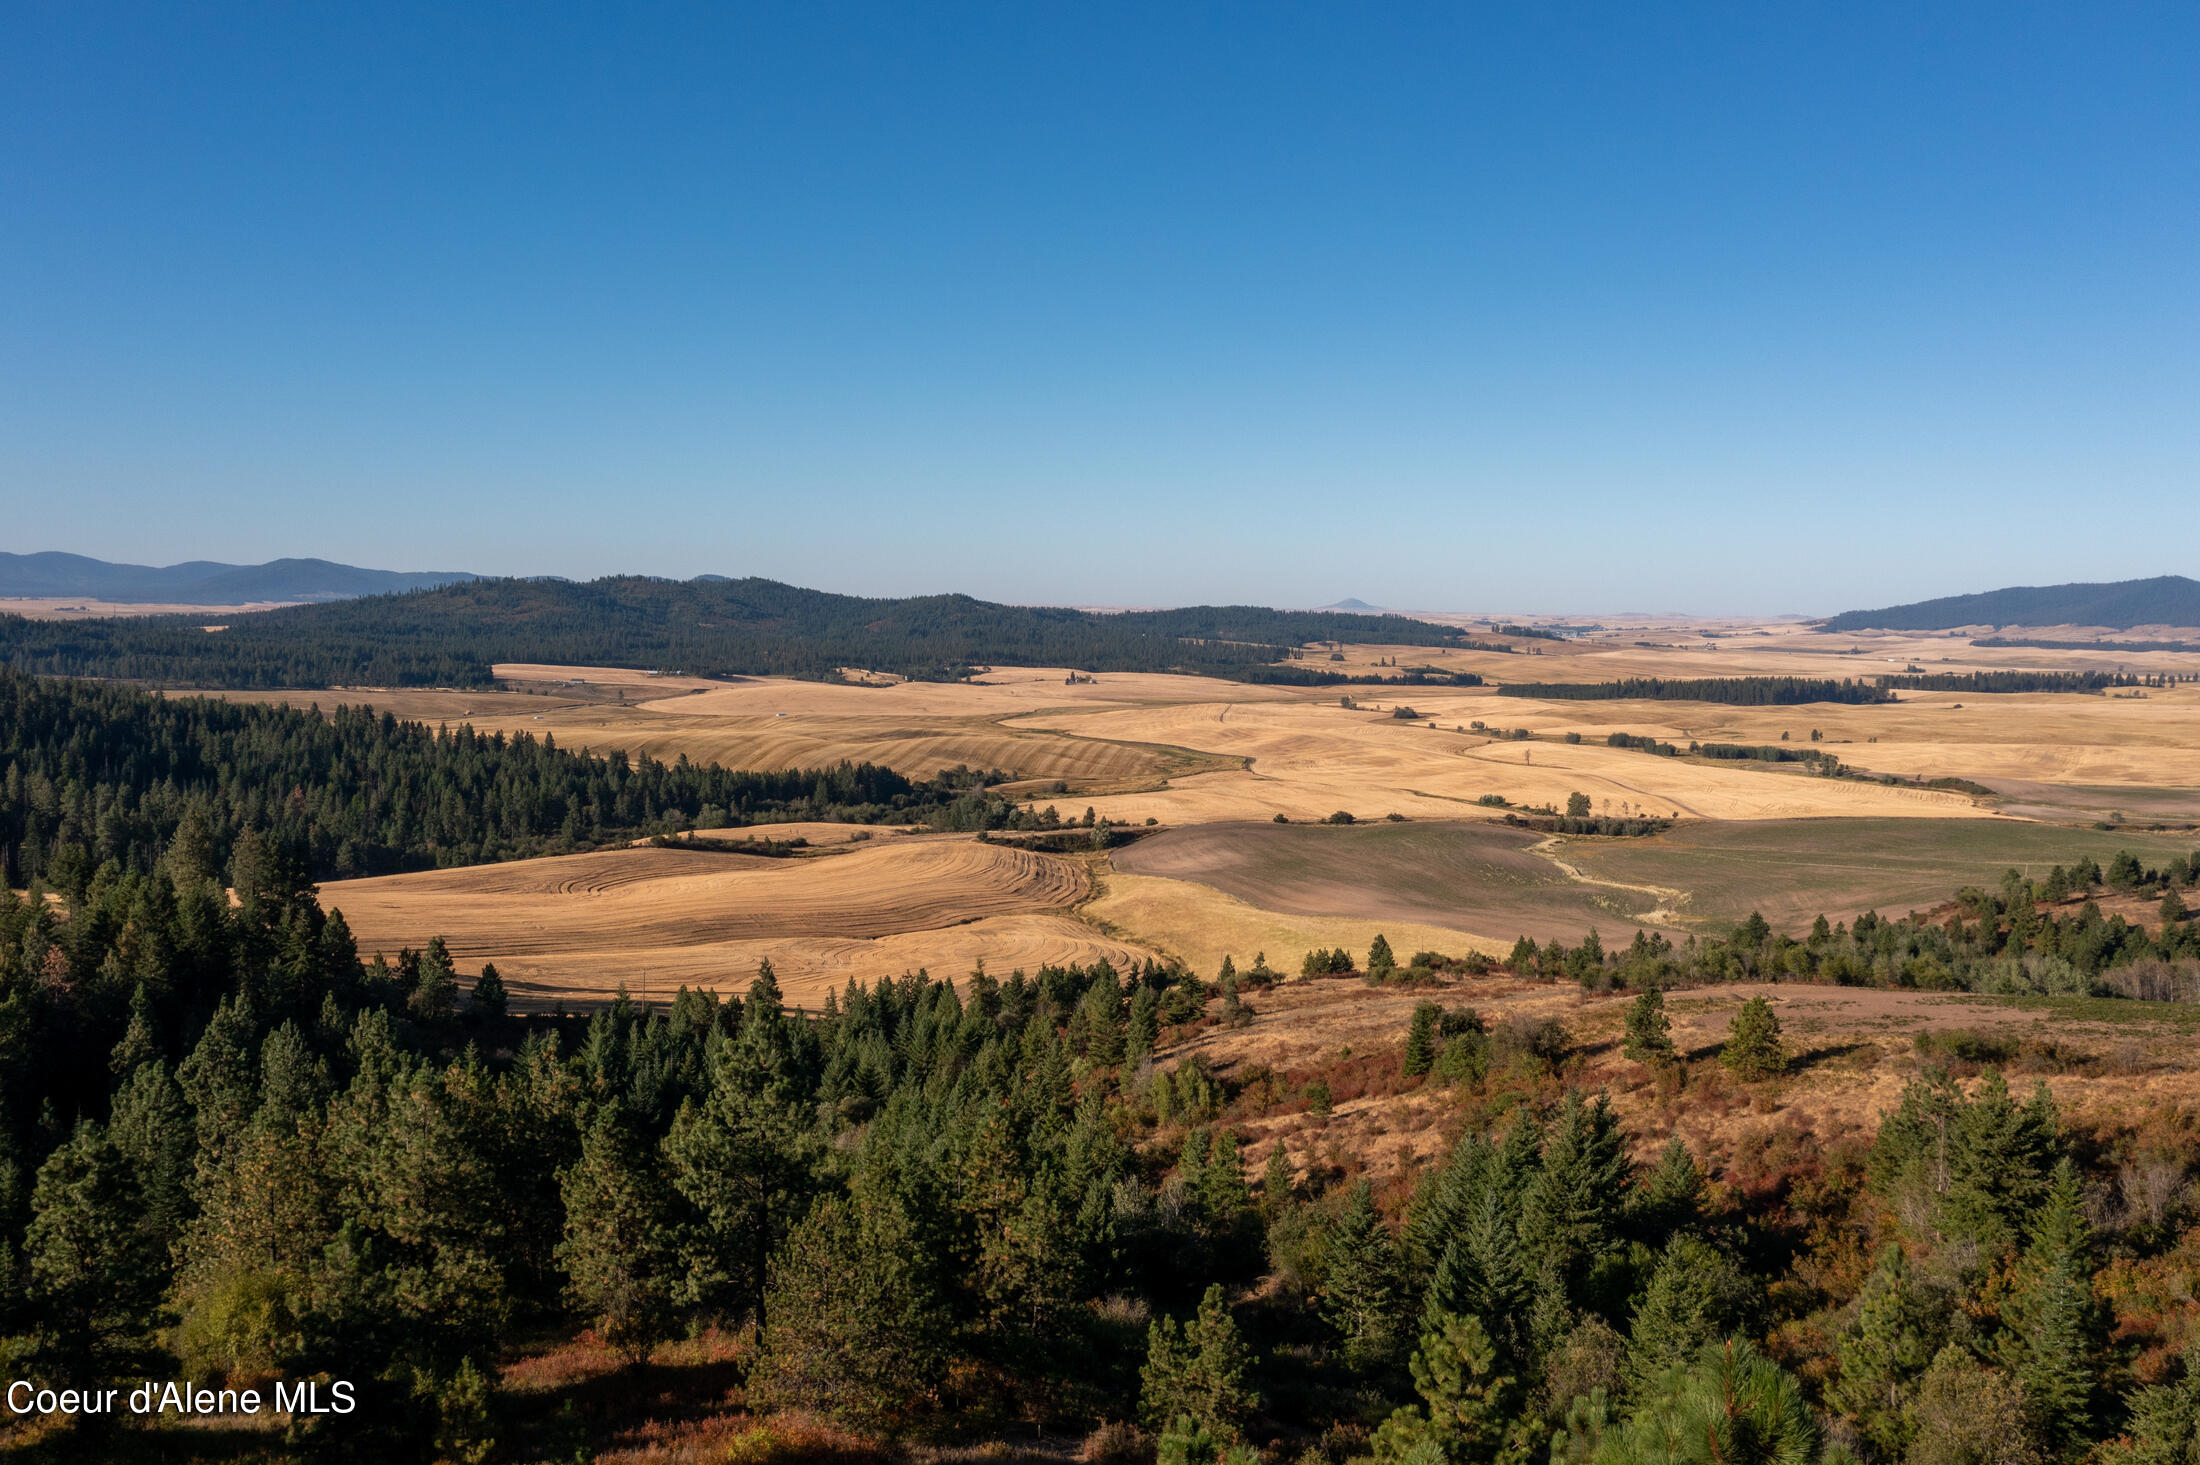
top-left (1913, 1028), bottom-right (2019, 1068)
top-left (1493, 1015), bottom-right (1569, 1074)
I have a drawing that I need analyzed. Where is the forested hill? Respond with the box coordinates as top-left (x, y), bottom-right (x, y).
top-left (0, 668), bottom-right (1021, 888)
top-left (0, 550), bottom-right (480, 603)
top-left (1821, 574), bottom-right (2200, 632)
top-left (0, 575), bottom-right (1470, 688)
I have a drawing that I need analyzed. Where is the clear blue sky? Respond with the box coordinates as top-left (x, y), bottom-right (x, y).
top-left (5, 4), bottom-right (2194, 613)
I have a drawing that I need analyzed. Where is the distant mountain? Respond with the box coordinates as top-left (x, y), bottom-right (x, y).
top-left (1821, 575), bottom-right (2200, 632)
top-left (1317, 597), bottom-right (1386, 612)
top-left (0, 552), bottom-right (480, 604)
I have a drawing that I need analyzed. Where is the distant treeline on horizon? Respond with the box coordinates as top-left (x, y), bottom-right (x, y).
top-left (0, 575), bottom-right (1469, 689)
top-left (1498, 670), bottom-right (2190, 705)
top-left (1496, 677), bottom-right (1896, 706)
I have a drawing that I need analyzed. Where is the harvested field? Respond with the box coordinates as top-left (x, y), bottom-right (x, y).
top-left (1081, 867), bottom-right (1504, 979)
top-left (1498, 683), bottom-right (2200, 811)
top-left (1010, 697), bottom-right (1990, 825)
top-left (1564, 817), bottom-right (2200, 930)
top-left (327, 838), bottom-right (1150, 1008)
top-left (0, 596), bottom-right (305, 619)
top-left (1113, 820), bottom-right (1676, 942)
top-left (217, 644), bottom-right (2197, 830)
top-left (1108, 818), bottom-right (2200, 951)
top-left (1332, 619), bottom-right (2200, 684)
top-left (222, 664), bottom-right (1260, 789)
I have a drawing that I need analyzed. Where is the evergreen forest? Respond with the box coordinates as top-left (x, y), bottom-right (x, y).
top-left (1, 781), bottom-right (2198, 1461)
top-left (0, 669), bottom-right (1029, 887)
top-left (0, 578), bottom-right (1469, 689)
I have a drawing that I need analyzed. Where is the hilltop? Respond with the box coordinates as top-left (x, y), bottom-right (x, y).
top-left (0, 551), bottom-right (480, 603)
top-left (1822, 573), bottom-right (2200, 632)
top-left (0, 573), bottom-right (1470, 688)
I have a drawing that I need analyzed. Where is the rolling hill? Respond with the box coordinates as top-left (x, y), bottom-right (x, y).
top-left (0, 574), bottom-right (1470, 688)
top-left (1821, 574), bottom-right (2200, 632)
top-left (0, 551), bottom-right (480, 603)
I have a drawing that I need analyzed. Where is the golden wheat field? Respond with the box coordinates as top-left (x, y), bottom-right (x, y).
top-left (223, 630), bottom-right (2200, 1000)
top-left (225, 663), bottom-right (1269, 791)
top-left (1316, 617), bottom-right (2200, 683)
top-left (1003, 696), bottom-right (1994, 824)
top-left (222, 629), bottom-right (2200, 825)
top-left (1081, 868), bottom-right (1504, 980)
top-left (326, 836), bottom-right (1149, 1008)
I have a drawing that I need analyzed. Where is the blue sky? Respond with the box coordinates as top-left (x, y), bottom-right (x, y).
top-left (4, 4), bottom-right (2194, 613)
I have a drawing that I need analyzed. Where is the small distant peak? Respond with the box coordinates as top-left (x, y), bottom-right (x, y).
top-left (1318, 597), bottom-right (1386, 613)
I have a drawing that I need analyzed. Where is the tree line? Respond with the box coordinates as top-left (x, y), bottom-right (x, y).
top-left (1877, 669), bottom-right (2179, 694)
top-left (1498, 677), bottom-right (1896, 706)
top-left (1977, 637), bottom-right (2200, 655)
top-left (0, 577), bottom-right (1471, 689)
top-left (0, 668), bottom-right (1027, 888)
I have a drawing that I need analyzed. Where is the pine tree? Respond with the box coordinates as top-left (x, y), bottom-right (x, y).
top-left (1829, 1246), bottom-right (1940, 1460)
top-left (663, 1021), bottom-right (814, 1334)
top-left (1720, 996), bottom-right (1786, 1081)
top-left (1941, 1070), bottom-right (2062, 1252)
top-left (1426, 1189), bottom-right (1531, 1370)
top-left (177, 991), bottom-right (259, 1169)
top-left (470, 961), bottom-right (508, 1019)
top-left (1196, 1131), bottom-right (1251, 1230)
top-left (1082, 967), bottom-right (1127, 1066)
top-left (1322, 1180), bottom-right (1403, 1369)
top-left (750, 1192), bottom-right (951, 1431)
top-left (1622, 988), bottom-right (1677, 1067)
top-left (1624, 1235), bottom-right (1746, 1391)
top-left (315, 1050), bottom-right (509, 1380)
top-left (257, 1020), bottom-right (327, 1129)
top-left (23, 1121), bottom-right (163, 1375)
top-left (1632, 1136), bottom-right (1706, 1240)
top-left (1403, 1001), bottom-right (1440, 1077)
top-left (1261, 1142), bottom-right (1296, 1216)
top-left (1141, 1283), bottom-right (1258, 1438)
top-left (107, 1058), bottom-right (194, 1258)
top-left (410, 934), bottom-right (458, 1021)
top-left (557, 1107), bottom-right (682, 1364)
top-left (109, 981), bottom-right (160, 1075)
top-left (2119, 1340), bottom-right (2200, 1465)
top-left (1126, 983), bottom-right (1160, 1061)
top-left (1605, 1338), bottom-right (1822, 1464)
top-left (1405, 1132), bottom-right (1493, 1278)
top-left (1521, 1090), bottom-right (1631, 1300)
top-left (1997, 1161), bottom-right (2100, 1451)
top-left (1367, 1310), bottom-right (1531, 1464)
top-left (1368, 933), bottom-right (1396, 980)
